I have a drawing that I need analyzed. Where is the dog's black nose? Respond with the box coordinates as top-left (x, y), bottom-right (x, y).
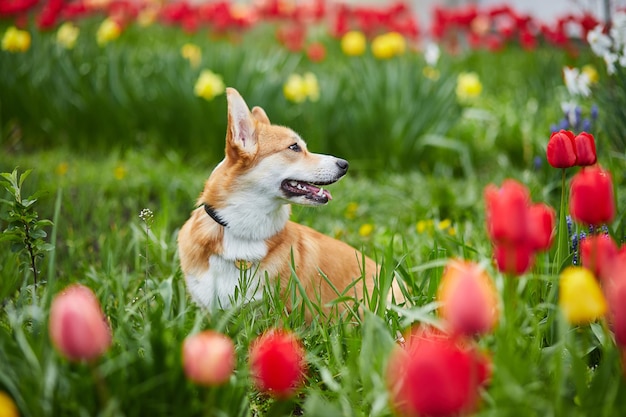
top-left (336, 159), bottom-right (349, 173)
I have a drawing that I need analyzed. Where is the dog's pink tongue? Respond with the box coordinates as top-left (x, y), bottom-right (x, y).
top-left (309, 184), bottom-right (332, 201)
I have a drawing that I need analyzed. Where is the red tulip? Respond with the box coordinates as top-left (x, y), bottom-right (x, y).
top-left (437, 260), bottom-right (499, 337)
top-left (528, 203), bottom-right (556, 251)
top-left (49, 284), bottom-right (112, 362)
top-left (603, 258), bottom-right (626, 348)
top-left (484, 179), bottom-right (530, 245)
top-left (546, 129), bottom-right (577, 168)
top-left (494, 243), bottom-right (535, 275)
top-left (570, 166), bottom-right (615, 226)
top-left (387, 326), bottom-right (487, 417)
top-left (306, 42), bottom-right (326, 62)
top-left (182, 330), bottom-right (236, 386)
top-left (249, 329), bottom-right (306, 398)
top-left (574, 132), bottom-right (597, 166)
top-left (581, 235), bottom-right (618, 281)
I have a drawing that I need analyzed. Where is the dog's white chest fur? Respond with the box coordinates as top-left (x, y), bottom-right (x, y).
top-left (185, 230), bottom-right (268, 309)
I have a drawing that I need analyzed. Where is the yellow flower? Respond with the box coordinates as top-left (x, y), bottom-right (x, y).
top-left (344, 202), bottom-right (359, 220)
top-left (416, 219), bottom-right (433, 234)
top-left (582, 64), bottom-right (599, 84)
top-left (456, 72), bottom-right (483, 102)
top-left (559, 267), bottom-right (607, 325)
top-left (97, 18), bottom-right (121, 46)
top-left (2, 26), bottom-right (31, 53)
top-left (0, 391), bottom-right (19, 417)
top-left (359, 223), bottom-right (374, 237)
top-left (437, 219), bottom-right (452, 231)
top-left (56, 22), bottom-right (79, 50)
top-left (422, 66), bottom-right (440, 81)
top-left (114, 165), bottom-right (127, 180)
top-left (55, 162), bottom-right (69, 176)
top-left (371, 32), bottom-right (406, 60)
top-left (283, 72), bottom-right (319, 103)
top-left (181, 43), bottom-right (202, 69)
top-left (194, 70), bottom-right (226, 101)
top-left (340, 31), bottom-right (366, 56)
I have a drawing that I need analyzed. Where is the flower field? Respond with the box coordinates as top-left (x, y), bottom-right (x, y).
top-left (2, 1), bottom-right (626, 416)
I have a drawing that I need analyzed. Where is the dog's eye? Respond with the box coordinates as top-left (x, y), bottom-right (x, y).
top-left (288, 143), bottom-right (301, 152)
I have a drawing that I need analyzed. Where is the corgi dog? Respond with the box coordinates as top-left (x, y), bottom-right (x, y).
top-left (178, 88), bottom-right (400, 317)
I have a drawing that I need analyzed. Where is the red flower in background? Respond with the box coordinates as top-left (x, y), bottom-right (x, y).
top-left (573, 132), bottom-right (597, 166)
top-left (570, 165), bottom-right (615, 226)
top-left (581, 235), bottom-right (619, 281)
top-left (249, 329), bottom-right (306, 398)
top-left (484, 180), bottom-right (555, 275)
top-left (182, 330), bottom-right (236, 386)
top-left (306, 41), bottom-right (326, 62)
top-left (603, 255), bottom-right (626, 348)
top-left (546, 129), bottom-right (577, 168)
top-left (387, 326), bottom-right (490, 417)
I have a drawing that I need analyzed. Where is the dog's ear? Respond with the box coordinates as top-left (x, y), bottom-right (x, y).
top-left (251, 106), bottom-right (270, 125)
top-left (226, 88), bottom-right (257, 157)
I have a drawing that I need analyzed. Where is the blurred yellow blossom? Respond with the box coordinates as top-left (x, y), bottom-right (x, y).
top-left (0, 391), bottom-right (19, 417)
top-left (114, 165), bottom-right (127, 180)
top-left (181, 43), bottom-right (202, 68)
top-left (359, 223), bottom-right (374, 237)
top-left (341, 31), bottom-right (366, 56)
top-left (371, 32), bottom-right (406, 59)
top-left (283, 72), bottom-right (319, 103)
top-left (582, 64), bottom-right (599, 84)
top-left (97, 18), bottom-right (121, 46)
top-left (55, 162), bottom-right (69, 176)
top-left (559, 267), bottom-right (607, 325)
top-left (194, 69), bottom-right (225, 101)
top-left (456, 72), bottom-right (482, 102)
top-left (344, 202), bottom-right (359, 220)
top-left (56, 22), bottom-right (79, 49)
top-left (2, 26), bottom-right (31, 53)
top-left (416, 219), bottom-right (434, 234)
top-left (423, 66), bottom-right (440, 81)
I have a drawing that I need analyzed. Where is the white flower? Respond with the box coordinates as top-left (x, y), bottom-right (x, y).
top-left (604, 52), bottom-right (618, 75)
top-left (563, 67), bottom-right (591, 97)
top-left (587, 25), bottom-right (612, 57)
top-left (423, 42), bottom-right (440, 67)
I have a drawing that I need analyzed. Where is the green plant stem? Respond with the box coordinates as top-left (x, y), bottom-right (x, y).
top-left (553, 168), bottom-right (569, 276)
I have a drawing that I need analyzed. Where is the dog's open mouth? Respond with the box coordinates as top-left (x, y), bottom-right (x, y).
top-left (281, 180), bottom-right (333, 203)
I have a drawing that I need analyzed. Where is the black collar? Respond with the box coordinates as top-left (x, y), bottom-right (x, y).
top-left (203, 204), bottom-right (228, 228)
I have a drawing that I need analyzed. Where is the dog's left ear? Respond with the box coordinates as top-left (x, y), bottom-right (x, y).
top-left (226, 88), bottom-right (257, 156)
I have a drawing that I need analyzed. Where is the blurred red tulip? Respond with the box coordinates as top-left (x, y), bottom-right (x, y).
top-left (387, 326), bottom-right (487, 417)
top-left (573, 132), bottom-right (597, 166)
top-left (306, 41), bottom-right (326, 62)
top-left (570, 165), bottom-right (615, 226)
top-left (49, 284), bottom-right (112, 362)
top-left (484, 179), bottom-right (530, 245)
top-left (249, 329), bottom-right (306, 398)
top-left (546, 129), bottom-right (577, 168)
top-left (603, 257), bottom-right (626, 348)
top-left (528, 203), bottom-right (556, 251)
top-left (437, 260), bottom-right (499, 337)
top-left (581, 235), bottom-right (618, 281)
top-left (494, 243), bottom-right (535, 275)
top-left (182, 330), bottom-right (236, 386)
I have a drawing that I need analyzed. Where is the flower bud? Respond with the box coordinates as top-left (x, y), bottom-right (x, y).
top-left (559, 267), bottom-right (607, 325)
top-left (573, 132), bottom-right (597, 166)
top-left (182, 330), bottom-right (236, 386)
top-left (570, 166), bottom-right (615, 226)
top-left (49, 284), bottom-right (112, 362)
top-left (546, 130), bottom-right (577, 168)
top-left (581, 235), bottom-right (618, 281)
top-left (528, 203), bottom-right (556, 252)
top-left (249, 329), bottom-right (306, 398)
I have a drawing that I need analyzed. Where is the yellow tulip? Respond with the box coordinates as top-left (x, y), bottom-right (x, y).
top-left (559, 266), bottom-right (607, 325)
top-left (359, 223), bottom-right (374, 237)
top-left (1, 26), bottom-right (31, 53)
top-left (56, 22), bottom-right (80, 50)
top-left (194, 70), bottom-right (225, 101)
top-left (283, 73), bottom-right (319, 103)
top-left (340, 31), bottom-right (366, 56)
top-left (456, 72), bottom-right (483, 102)
top-left (582, 64), bottom-right (599, 84)
top-left (0, 391), bottom-right (19, 417)
top-left (97, 18), bottom-right (121, 46)
top-left (371, 32), bottom-right (406, 60)
top-left (302, 72), bottom-right (319, 102)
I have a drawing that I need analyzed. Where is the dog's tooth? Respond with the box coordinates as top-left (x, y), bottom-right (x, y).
top-left (289, 180), bottom-right (298, 187)
top-left (317, 188), bottom-right (324, 197)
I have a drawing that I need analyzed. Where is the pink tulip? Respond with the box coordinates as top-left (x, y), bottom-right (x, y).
top-left (49, 284), bottom-right (112, 362)
top-left (182, 330), bottom-right (236, 386)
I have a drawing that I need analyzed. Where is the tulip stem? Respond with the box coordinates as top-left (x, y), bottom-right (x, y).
top-left (90, 364), bottom-right (111, 412)
top-left (553, 169), bottom-right (569, 275)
